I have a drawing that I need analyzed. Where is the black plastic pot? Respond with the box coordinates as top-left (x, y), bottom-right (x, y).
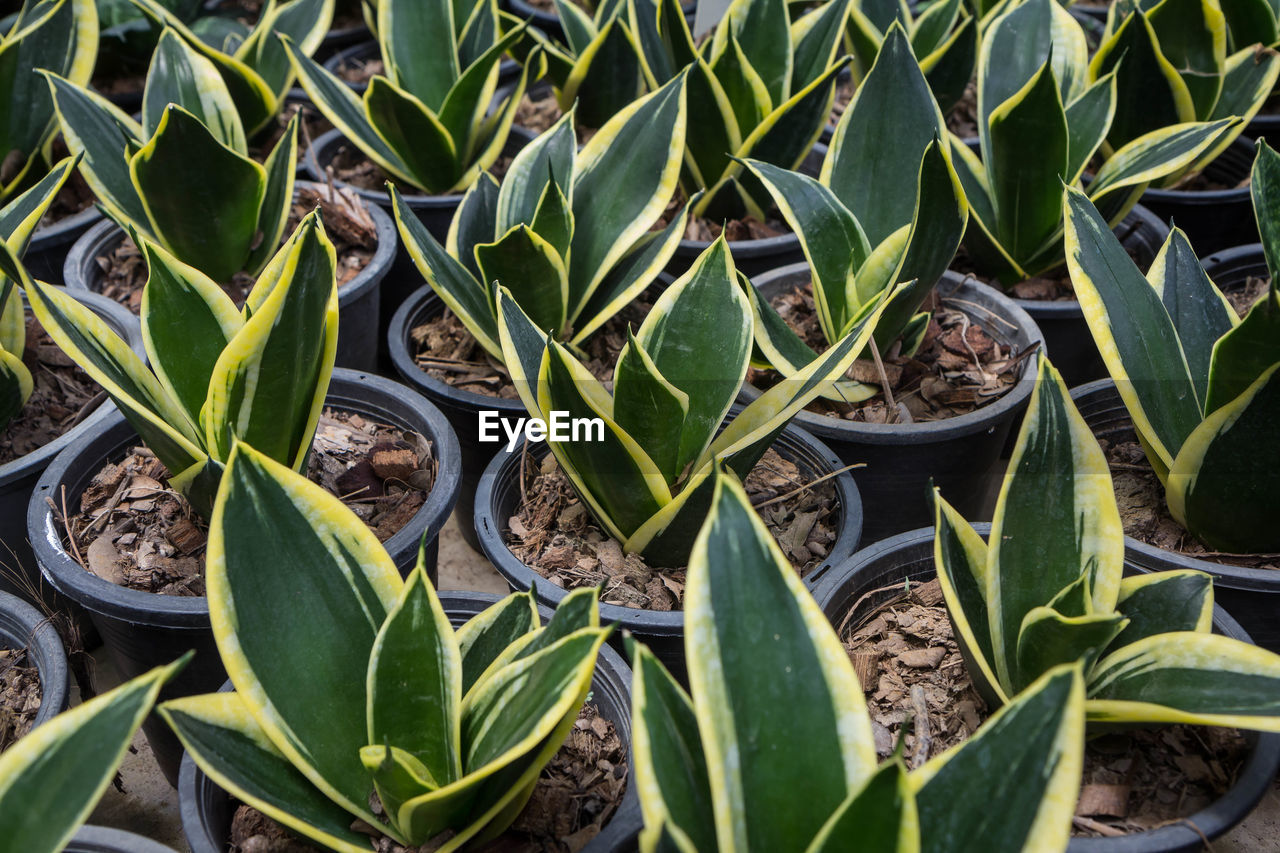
top-left (1242, 111), bottom-right (1280, 144)
top-left (323, 40), bottom-right (518, 93)
top-left (1201, 241), bottom-right (1266, 286)
top-left (667, 144), bottom-right (824, 280)
top-left (1072, 378), bottom-right (1280, 654)
top-left (305, 126), bottom-right (537, 369)
top-left (0, 589), bottom-right (70, 728)
top-left (178, 591), bottom-right (642, 853)
top-left (65, 826), bottom-right (177, 853)
top-left (473, 422), bottom-right (863, 681)
top-left (1141, 137), bottom-right (1258, 255)
top-left (316, 21), bottom-right (370, 61)
top-left (28, 369), bottom-right (461, 786)
top-left (812, 525), bottom-right (1280, 853)
top-left (1008, 204), bottom-right (1168, 389)
top-left (742, 269), bottom-right (1041, 546)
top-left (25, 204), bottom-right (103, 286)
top-left (62, 181), bottom-right (396, 373)
top-left (0, 291), bottom-right (141, 622)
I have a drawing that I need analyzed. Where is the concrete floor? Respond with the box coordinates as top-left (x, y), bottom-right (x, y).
top-left (83, 513), bottom-right (1280, 852)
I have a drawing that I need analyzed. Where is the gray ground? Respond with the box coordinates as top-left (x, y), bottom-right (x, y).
top-left (83, 515), bottom-right (1280, 852)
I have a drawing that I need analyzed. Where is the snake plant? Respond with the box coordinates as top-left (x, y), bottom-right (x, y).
top-left (956, 0), bottom-right (1246, 285)
top-left (739, 23), bottom-right (967, 404)
top-left (496, 236), bottom-right (900, 565)
top-left (0, 657), bottom-right (186, 853)
top-left (934, 356), bottom-right (1280, 726)
top-left (1091, 0), bottom-right (1279, 175)
top-left (0, 0), bottom-right (97, 204)
top-left (1063, 143), bottom-right (1280, 554)
top-left (393, 72), bottom-right (691, 363)
top-left (285, 0), bottom-right (537, 195)
top-left (0, 156), bottom-right (81, 432)
top-left (161, 442), bottom-right (610, 852)
top-left (845, 0), bottom-right (978, 113)
top-left (45, 26), bottom-right (300, 282)
top-left (545, 0), bottom-right (854, 220)
top-left (632, 466), bottom-right (1086, 852)
top-left (13, 212), bottom-right (337, 518)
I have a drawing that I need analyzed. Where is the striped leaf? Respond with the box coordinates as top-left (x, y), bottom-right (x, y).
top-left (714, 0), bottom-right (793, 106)
top-left (235, 0), bottom-right (335, 102)
top-left (1254, 138), bottom-right (1280, 281)
top-left (805, 761), bottom-right (917, 853)
top-left (246, 112), bottom-right (299, 276)
top-left (0, 657), bottom-right (185, 853)
top-left (1090, 9), bottom-right (1195, 148)
top-left (0, 154), bottom-right (79, 256)
top-left (1087, 118), bottom-right (1238, 204)
top-left (988, 358), bottom-right (1125, 690)
top-left (207, 441), bottom-right (403, 831)
top-left (454, 590), bottom-right (539, 694)
top-left (474, 224), bottom-right (568, 333)
top-left (364, 78), bottom-right (459, 194)
top-left (1112, 571), bottom-right (1213, 650)
top-left (914, 665), bottom-right (1084, 853)
top-left (0, 348), bottom-right (30, 431)
top-left (684, 470), bottom-right (877, 851)
top-left (203, 212), bottom-right (338, 472)
top-left (1147, 0), bottom-right (1226, 120)
top-left (143, 28), bottom-right (246, 151)
top-left (379, 0), bottom-right (458, 111)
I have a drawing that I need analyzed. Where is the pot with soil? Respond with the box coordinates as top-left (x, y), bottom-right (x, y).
top-left (1071, 378), bottom-right (1280, 654)
top-left (0, 290), bottom-right (142, 619)
top-left (473, 423), bottom-right (863, 681)
top-left (742, 268), bottom-right (1041, 546)
top-left (64, 826), bottom-right (177, 853)
top-left (812, 526), bottom-right (1280, 852)
top-left (666, 145), bottom-right (826, 280)
top-left (1140, 137), bottom-right (1258, 255)
top-left (0, 589), bottom-right (70, 750)
top-left (323, 39), bottom-right (519, 94)
top-left (178, 590), bottom-right (642, 853)
top-left (62, 180), bottom-right (395, 373)
top-left (27, 369), bottom-right (461, 786)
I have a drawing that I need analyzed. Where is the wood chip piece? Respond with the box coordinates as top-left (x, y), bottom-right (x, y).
top-left (896, 647), bottom-right (946, 669)
top-left (1077, 783), bottom-right (1131, 818)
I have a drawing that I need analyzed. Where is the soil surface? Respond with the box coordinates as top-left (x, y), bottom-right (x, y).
top-left (228, 702), bottom-right (628, 852)
top-left (750, 278), bottom-right (1030, 423)
top-left (0, 313), bottom-right (103, 465)
top-left (92, 183), bottom-right (376, 313)
top-left (56, 409), bottom-right (435, 596)
top-left (513, 88), bottom-right (597, 146)
top-left (325, 142), bottom-right (514, 193)
top-left (410, 290), bottom-right (656, 398)
top-left (656, 186), bottom-right (789, 244)
top-left (332, 54), bottom-right (384, 86)
top-left (0, 647), bottom-right (41, 751)
top-left (38, 141), bottom-right (96, 230)
top-left (840, 578), bottom-right (1250, 837)
top-left (506, 445), bottom-right (840, 609)
top-left (251, 100), bottom-right (335, 165)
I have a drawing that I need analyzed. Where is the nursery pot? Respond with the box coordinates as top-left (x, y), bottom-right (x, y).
top-left (0, 589), bottom-right (70, 729)
top-left (178, 591), bottom-right (642, 853)
top-left (742, 269), bottom-right (1041, 546)
top-left (25, 203), bottom-right (103, 286)
top-left (812, 525), bottom-right (1280, 853)
top-left (65, 826), bottom-right (177, 853)
top-left (61, 180), bottom-right (397, 373)
top-left (1071, 378), bottom-right (1280, 654)
top-left (27, 369), bottom-right (461, 786)
top-left (1243, 111), bottom-right (1280, 144)
top-left (0, 291), bottom-right (141, 622)
top-left (322, 40), bottom-right (518, 94)
top-left (473, 422), bottom-right (863, 682)
top-left (1140, 137), bottom-right (1258, 255)
top-left (1006, 204), bottom-right (1167, 388)
top-left (667, 144), bottom-right (824, 279)
top-left (304, 125), bottom-right (537, 366)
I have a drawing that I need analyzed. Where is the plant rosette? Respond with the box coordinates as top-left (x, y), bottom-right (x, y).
top-left (811, 525), bottom-right (1280, 852)
top-left (177, 590), bottom-right (642, 853)
top-left (26, 369), bottom-right (461, 786)
top-left (473, 424), bottom-right (862, 681)
top-left (741, 270), bottom-right (1042, 545)
top-left (62, 181), bottom-right (398, 373)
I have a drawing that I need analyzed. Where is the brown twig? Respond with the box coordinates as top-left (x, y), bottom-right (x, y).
top-left (867, 336), bottom-right (900, 423)
top-left (751, 462), bottom-right (865, 510)
top-left (58, 485), bottom-right (86, 571)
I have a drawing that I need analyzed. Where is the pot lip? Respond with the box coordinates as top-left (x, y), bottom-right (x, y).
top-left (473, 419), bottom-right (864, 634)
top-left (0, 289), bottom-right (142, 491)
top-left (0, 588), bottom-right (70, 729)
top-left (1199, 242), bottom-right (1264, 276)
top-left (27, 368), bottom-right (462, 625)
top-left (1141, 136), bottom-right (1255, 203)
top-left (62, 186), bottom-right (396, 308)
top-left (810, 524), bottom-right (1280, 853)
top-left (177, 593), bottom-right (641, 853)
top-left (321, 39), bottom-right (518, 94)
top-left (303, 125), bottom-right (537, 209)
top-left (65, 825), bottom-right (179, 853)
top-left (30, 201), bottom-right (104, 247)
top-left (743, 268), bottom-right (1043, 443)
top-left (1002, 203), bottom-right (1170, 319)
top-left (1071, 378), bottom-right (1280, 592)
